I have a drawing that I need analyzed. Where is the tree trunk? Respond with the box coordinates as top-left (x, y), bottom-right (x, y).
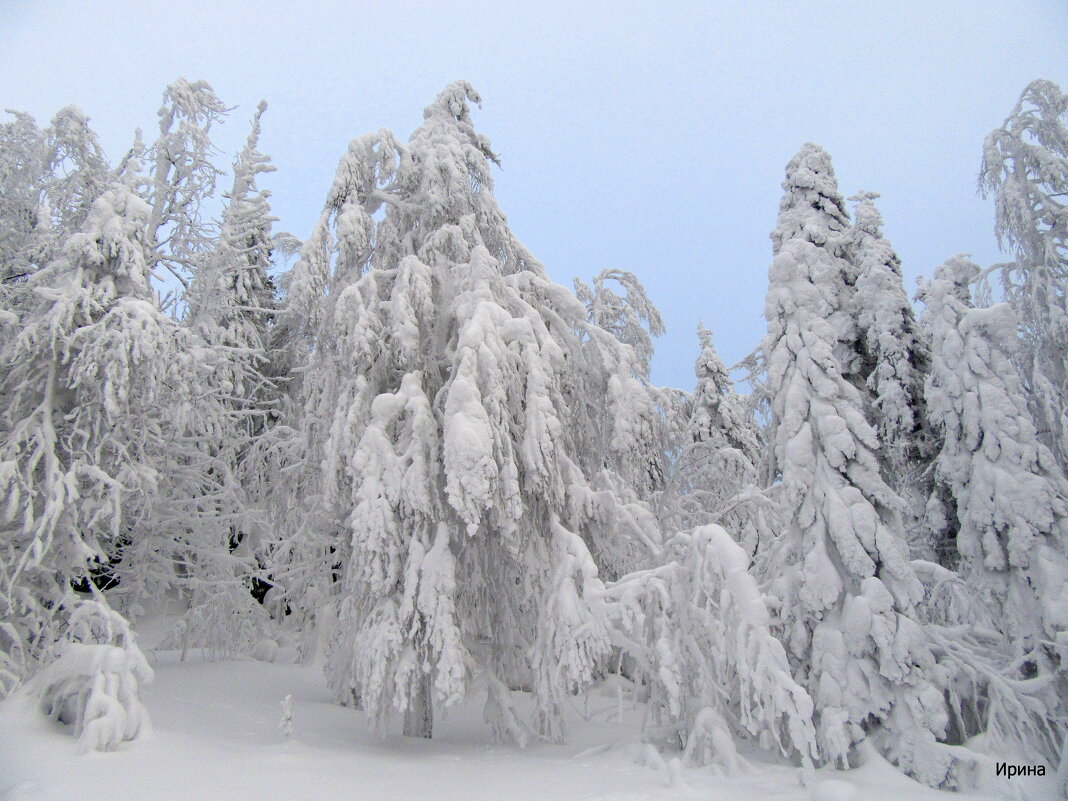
top-left (403, 671), bottom-right (433, 738)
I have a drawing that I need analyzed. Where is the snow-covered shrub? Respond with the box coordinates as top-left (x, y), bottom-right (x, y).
top-left (159, 582), bottom-right (275, 662)
top-left (32, 598), bottom-right (152, 752)
top-left (606, 524), bottom-right (816, 773)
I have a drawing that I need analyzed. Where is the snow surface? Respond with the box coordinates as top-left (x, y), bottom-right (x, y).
top-left (0, 640), bottom-right (1023, 801)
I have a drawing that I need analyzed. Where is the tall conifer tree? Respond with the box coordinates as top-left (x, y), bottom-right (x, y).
top-left (849, 191), bottom-right (932, 552)
top-left (757, 239), bottom-right (957, 786)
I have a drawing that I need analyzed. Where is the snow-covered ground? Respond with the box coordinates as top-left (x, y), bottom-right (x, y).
top-left (0, 635), bottom-right (1034, 801)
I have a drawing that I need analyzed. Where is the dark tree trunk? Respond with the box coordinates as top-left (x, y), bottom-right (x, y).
top-left (403, 671), bottom-right (433, 738)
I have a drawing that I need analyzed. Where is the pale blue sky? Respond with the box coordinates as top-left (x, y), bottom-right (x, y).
top-left (2, 1), bottom-right (1066, 389)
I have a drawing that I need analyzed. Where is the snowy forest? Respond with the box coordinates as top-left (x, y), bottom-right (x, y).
top-left (1, 77), bottom-right (1067, 800)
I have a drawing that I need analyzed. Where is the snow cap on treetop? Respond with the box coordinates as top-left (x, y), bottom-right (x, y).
top-left (425, 80), bottom-right (481, 122)
top-left (772, 142), bottom-right (851, 258)
top-left (782, 143), bottom-right (841, 200)
top-left (157, 78), bottom-right (227, 134)
top-left (424, 80), bottom-right (500, 167)
top-left (934, 254), bottom-right (980, 290)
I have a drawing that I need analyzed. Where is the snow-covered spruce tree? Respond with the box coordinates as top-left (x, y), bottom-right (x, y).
top-left (849, 191), bottom-right (933, 553)
top-left (744, 143), bottom-right (859, 478)
top-left (916, 256), bottom-right (1068, 788)
top-left (0, 182), bottom-right (169, 747)
top-left (688, 326), bottom-right (761, 459)
top-left (282, 82), bottom-right (662, 741)
top-left (571, 268), bottom-right (672, 572)
top-left (1, 106), bottom-right (112, 326)
top-left (771, 144), bottom-right (852, 259)
top-left (756, 238), bottom-right (962, 786)
top-left (920, 255), bottom-right (1068, 677)
top-left (574, 268), bottom-right (664, 379)
top-left (980, 79), bottom-right (1068, 478)
top-left (251, 127), bottom-right (408, 640)
top-left (42, 107), bottom-right (114, 247)
top-left (73, 143), bottom-right (274, 660)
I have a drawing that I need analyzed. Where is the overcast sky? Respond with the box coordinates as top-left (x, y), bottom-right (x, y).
top-left (2, 1), bottom-right (1066, 389)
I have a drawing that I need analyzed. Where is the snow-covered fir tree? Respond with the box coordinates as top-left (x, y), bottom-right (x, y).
top-left (688, 326), bottom-right (760, 459)
top-left (917, 256), bottom-right (1068, 787)
top-left (155, 102), bottom-right (282, 658)
top-left (0, 111), bottom-right (48, 290)
top-left (1, 106), bottom-right (112, 323)
top-left (744, 143), bottom-right (859, 462)
top-left (78, 130), bottom-right (275, 662)
top-left (571, 268), bottom-right (671, 524)
top-left (756, 238), bottom-right (960, 787)
top-left (5, 73), bottom-right (1068, 795)
top-left (42, 107), bottom-right (113, 245)
top-left (254, 127), bottom-right (408, 639)
top-left (980, 79), bottom-right (1068, 479)
top-left (0, 113), bottom-right (48, 339)
top-left (771, 144), bottom-right (852, 260)
top-left (849, 191), bottom-right (933, 552)
top-left (574, 268), bottom-right (664, 379)
top-left (279, 82), bottom-right (662, 741)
